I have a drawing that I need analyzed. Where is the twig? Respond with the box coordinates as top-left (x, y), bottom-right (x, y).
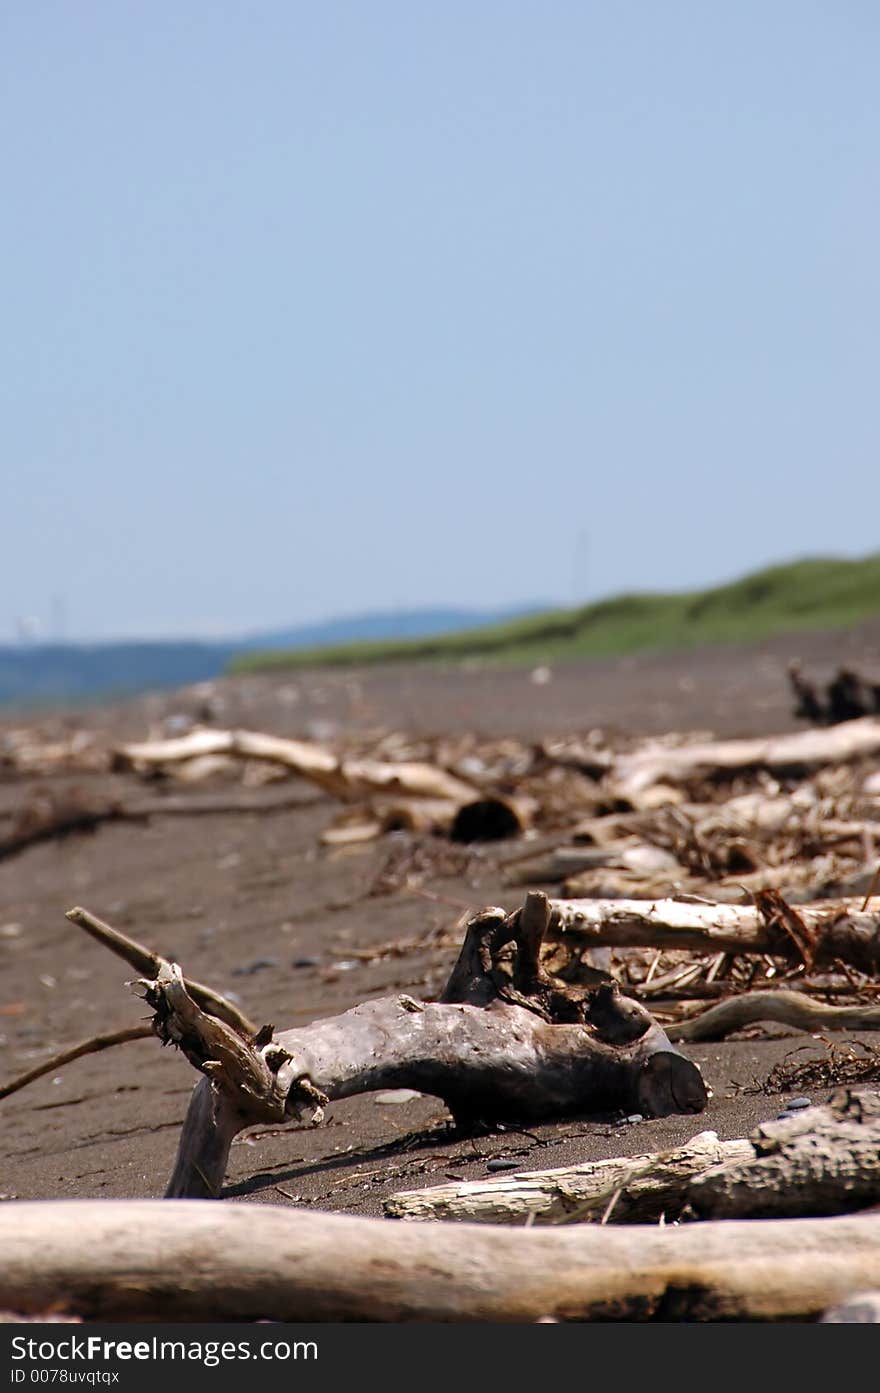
top-left (643, 949), bottom-right (663, 988)
top-left (600, 1187), bottom-right (623, 1225)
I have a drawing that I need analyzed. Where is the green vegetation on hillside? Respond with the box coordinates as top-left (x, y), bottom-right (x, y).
top-left (230, 554), bottom-right (880, 674)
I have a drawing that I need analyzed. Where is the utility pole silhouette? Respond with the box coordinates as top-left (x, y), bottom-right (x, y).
top-left (572, 529), bottom-right (589, 607)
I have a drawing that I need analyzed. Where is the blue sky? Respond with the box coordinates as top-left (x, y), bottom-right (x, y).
top-left (2, 2), bottom-right (878, 640)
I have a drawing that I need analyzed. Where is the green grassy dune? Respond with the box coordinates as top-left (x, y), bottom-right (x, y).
top-left (230, 554), bottom-right (880, 675)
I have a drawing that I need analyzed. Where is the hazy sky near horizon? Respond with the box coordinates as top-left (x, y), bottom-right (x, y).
top-left (2, 2), bottom-right (878, 641)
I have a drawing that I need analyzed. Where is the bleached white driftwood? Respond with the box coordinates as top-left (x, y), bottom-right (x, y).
top-left (388, 1091), bottom-right (880, 1226)
top-left (549, 895), bottom-right (880, 972)
top-left (385, 1131), bottom-right (753, 1224)
top-left (2, 1201), bottom-right (880, 1321)
top-left (610, 717), bottom-right (880, 797)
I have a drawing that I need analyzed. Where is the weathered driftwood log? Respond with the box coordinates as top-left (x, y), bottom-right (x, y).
top-left (153, 893), bottom-right (707, 1197)
top-left (320, 798), bottom-right (461, 843)
top-left (320, 792), bottom-right (535, 845)
top-left (666, 990), bottom-right (880, 1042)
top-left (0, 787), bottom-right (320, 862)
top-left (549, 893), bottom-right (880, 972)
top-left (2, 1200), bottom-right (880, 1321)
top-left (386, 1091), bottom-right (880, 1226)
top-left (689, 1089), bottom-right (880, 1219)
top-left (610, 716), bottom-right (880, 797)
top-left (113, 727), bottom-right (477, 804)
top-left (385, 1131), bottom-right (753, 1224)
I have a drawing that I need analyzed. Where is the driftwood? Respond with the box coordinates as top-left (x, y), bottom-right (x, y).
top-left (609, 716), bottom-right (880, 797)
top-left (0, 1025), bottom-right (152, 1101)
top-left (2, 1199), bottom-right (880, 1321)
top-left (109, 892), bottom-right (706, 1198)
top-left (113, 727), bottom-right (477, 804)
top-left (666, 990), bottom-right (880, 1042)
top-left (66, 907), bottom-right (258, 1037)
top-left (387, 1090), bottom-right (880, 1226)
top-left (689, 1089), bottom-right (880, 1219)
top-left (321, 793), bottom-right (534, 845)
top-left (0, 787), bottom-right (319, 862)
top-left (0, 728), bottom-right (105, 776)
top-left (549, 894), bottom-right (880, 972)
top-left (385, 1131), bottom-right (753, 1224)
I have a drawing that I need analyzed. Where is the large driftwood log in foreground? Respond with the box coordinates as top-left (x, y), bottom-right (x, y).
top-left (144, 893), bottom-right (707, 1197)
top-left (113, 727), bottom-right (477, 804)
top-left (550, 893), bottom-right (880, 972)
top-left (386, 1131), bottom-right (754, 1224)
top-left (610, 715), bottom-right (880, 797)
top-left (386, 1091), bottom-right (880, 1225)
top-left (2, 1200), bottom-right (880, 1321)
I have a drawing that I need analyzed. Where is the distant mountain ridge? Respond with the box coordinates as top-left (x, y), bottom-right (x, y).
top-left (0, 604), bottom-right (543, 708)
top-left (232, 553), bottom-right (880, 676)
top-left (238, 606), bottom-right (545, 650)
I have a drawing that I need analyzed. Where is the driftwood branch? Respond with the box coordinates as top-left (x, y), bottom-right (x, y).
top-left (113, 728), bottom-right (478, 804)
top-left (550, 894), bottom-right (880, 972)
top-left (666, 990), bottom-right (880, 1042)
top-left (321, 792), bottom-right (534, 845)
top-left (2, 1200), bottom-right (879, 1321)
top-left (128, 892), bottom-right (707, 1198)
top-left (385, 1130), bottom-right (753, 1224)
top-left (610, 716), bottom-right (880, 797)
top-left (386, 1090), bottom-right (880, 1226)
top-left (0, 1026), bottom-right (153, 1101)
